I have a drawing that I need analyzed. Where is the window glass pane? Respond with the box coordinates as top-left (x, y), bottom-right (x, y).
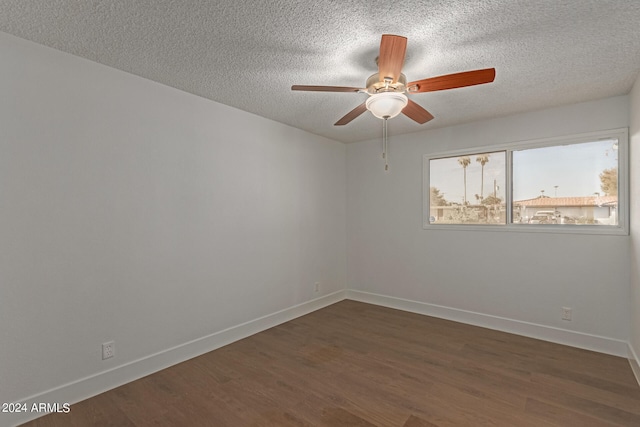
top-left (512, 139), bottom-right (618, 225)
top-left (429, 151), bottom-right (506, 224)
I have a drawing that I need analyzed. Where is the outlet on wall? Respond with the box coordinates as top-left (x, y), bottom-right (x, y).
top-left (102, 341), bottom-right (115, 360)
top-left (314, 282), bottom-right (320, 293)
top-left (562, 307), bottom-right (572, 321)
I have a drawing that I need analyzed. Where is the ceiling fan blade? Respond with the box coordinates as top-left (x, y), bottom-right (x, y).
top-left (402, 99), bottom-right (434, 124)
top-left (291, 85), bottom-right (362, 92)
top-left (334, 102), bottom-right (368, 126)
top-left (408, 68), bottom-right (496, 93)
top-left (378, 34), bottom-right (407, 83)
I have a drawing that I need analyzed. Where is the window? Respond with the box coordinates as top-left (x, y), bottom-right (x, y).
top-left (423, 128), bottom-right (628, 234)
top-left (429, 151), bottom-right (506, 225)
top-left (512, 139), bottom-right (619, 226)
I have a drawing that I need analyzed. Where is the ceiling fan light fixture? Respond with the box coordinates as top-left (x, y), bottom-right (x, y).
top-left (366, 92), bottom-right (408, 119)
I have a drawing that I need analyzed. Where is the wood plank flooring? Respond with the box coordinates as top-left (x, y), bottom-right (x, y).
top-left (20, 300), bottom-right (640, 426)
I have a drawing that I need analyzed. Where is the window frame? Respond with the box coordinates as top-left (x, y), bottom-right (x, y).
top-left (422, 128), bottom-right (629, 235)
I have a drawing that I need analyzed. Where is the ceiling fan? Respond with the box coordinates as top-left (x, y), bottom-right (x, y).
top-left (292, 34), bottom-right (496, 126)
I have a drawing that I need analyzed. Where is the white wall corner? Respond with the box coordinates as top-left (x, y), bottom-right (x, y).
top-left (3, 291), bottom-right (347, 427)
top-left (629, 342), bottom-right (640, 388)
top-left (345, 290), bottom-right (629, 358)
top-left (629, 63), bottom-right (640, 390)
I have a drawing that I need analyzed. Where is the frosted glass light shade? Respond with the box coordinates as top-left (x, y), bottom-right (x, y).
top-left (365, 92), bottom-right (408, 119)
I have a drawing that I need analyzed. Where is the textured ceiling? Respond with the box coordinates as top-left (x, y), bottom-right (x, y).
top-left (1, 0), bottom-right (639, 143)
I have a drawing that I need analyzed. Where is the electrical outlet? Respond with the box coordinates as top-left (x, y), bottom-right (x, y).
top-left (102, 341), bottom-right (115, 360)
top-left (314, 282), bottom-right (320, 293)
top-left (562, 307), bottom-right (572, 321)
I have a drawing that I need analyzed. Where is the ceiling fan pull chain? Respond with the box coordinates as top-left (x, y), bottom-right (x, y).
top-left (382, 118), bottom-right (386, 160)
top-left (383, 117), bottom-right (389, 171)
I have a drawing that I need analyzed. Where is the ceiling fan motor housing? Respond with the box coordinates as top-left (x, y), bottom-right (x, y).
top-left (366, 73), bottom-right (407, 94)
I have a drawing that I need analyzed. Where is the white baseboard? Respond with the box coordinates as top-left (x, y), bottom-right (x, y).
top-left (345, 290), bottom-right (629, 358)
top-left (629, 343), bottom-right (640, 388)
top-left (5, 290), bottom-right (346, 427)
top-left (6, 288), bottom-right (634, 427)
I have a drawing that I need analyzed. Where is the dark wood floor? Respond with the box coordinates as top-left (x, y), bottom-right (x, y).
top-left (21, 300), bottom-right (640, 426)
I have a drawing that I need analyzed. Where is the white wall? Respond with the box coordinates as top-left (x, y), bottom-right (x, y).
top-left (630, 73), bottom-right (640, 379)
top-left (0, 31), bottom-right (346, 414)
top-left (347, 95), bottom-right (630, 352)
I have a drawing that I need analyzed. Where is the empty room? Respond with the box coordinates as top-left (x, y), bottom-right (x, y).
top-left (2, 1), bottom-right (640, 426)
